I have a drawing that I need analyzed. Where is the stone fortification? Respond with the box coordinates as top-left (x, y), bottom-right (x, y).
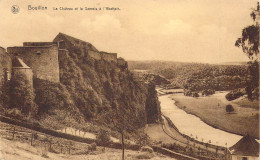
top-left (12, 58), bottom-right (33, 87)
top-left (5, 33), bottom-right (127, 84)
top-left (0, 47), bottom-right (12, 86)
top-left (7, 44), bottom-right (60, 83)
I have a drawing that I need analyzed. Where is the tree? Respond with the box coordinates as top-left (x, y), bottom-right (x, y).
top-left (9, 72), bottom-right (38, 117)
top-left (235, 2), bottom-right (259, 61)
top-left (99, 107), bottom-right (136, 160)
top-left (96, 129), bottom-right (112, 151)
top-left (145, 82), bottom-right (161, 123)
top-left (235, 2), bottom-right (259, 100)
top-left (226, 104), bottom-right (234, 113)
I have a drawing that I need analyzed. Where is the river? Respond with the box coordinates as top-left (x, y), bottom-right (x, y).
top-left (159, 94), bottom-right (243, 147)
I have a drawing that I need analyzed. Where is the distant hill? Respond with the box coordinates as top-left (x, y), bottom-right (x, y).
top-left (129, 60), bottom-right (248, 92)
top-left (216, 61), bottom-right (248, 65)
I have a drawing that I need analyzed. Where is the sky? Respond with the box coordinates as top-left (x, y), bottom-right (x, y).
top-left (0, 0), bottom-right (258, 63)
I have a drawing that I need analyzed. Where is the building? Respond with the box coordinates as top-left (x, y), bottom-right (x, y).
top-left (4, 33), bottom-right (123, 84)
top-left (7, 43), bottom-right (60, 83)
top-left (12, 57), bottom-right (33, 86)
top-left (0, 47), bottom-right (12, 82)
top-left (228, 135), bottom-right (259, 160)
top-left (53, 32), bottom-right (118, 62)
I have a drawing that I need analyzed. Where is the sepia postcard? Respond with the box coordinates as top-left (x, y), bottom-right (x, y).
top-left (0, 0), bottom-right (259, 160)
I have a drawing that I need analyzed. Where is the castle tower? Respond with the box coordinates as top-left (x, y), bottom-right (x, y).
top-left (7, 43), bottom-right (60, 83)
top-left (12, 57), bottom-right (33, 86)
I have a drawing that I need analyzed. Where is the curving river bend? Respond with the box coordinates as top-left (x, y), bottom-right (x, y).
top-left (159, 94), bottom-right (243, 147)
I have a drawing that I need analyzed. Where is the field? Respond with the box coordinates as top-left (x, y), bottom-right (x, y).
top-left (170, 91), bottom-right (259, 138)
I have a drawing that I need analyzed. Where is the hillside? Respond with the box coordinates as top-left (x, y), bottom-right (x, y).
top-left (0, 34), bottom-right (161, 132)
top-left (128, 61), bottom-right (248, 91)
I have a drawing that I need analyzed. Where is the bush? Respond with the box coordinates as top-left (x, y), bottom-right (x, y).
top-left (96, 129), bottom-right (111, 147)
top-left (202, 89), bottom-right (215, 96)
top-left (184, 90), bottom-right (192, 96)
top-left (225, 89), bottom-right (245, 101)
top-left (140, 146), bottom-right (153, 153)
top-left (9, 72), bottom-right (38, 116)
top-left (184, 90), bottom-right (199, 97)
top-left (226, 104), bottom-right (234, 113)
top-left (192, 92), bottom-right (199, 97)
top-left (252, 87), bottom-right (259, 99)
top-left (136, 152), bottom-right (154, 159)
top-left (88, 142), bottom-right (97, 151)
top-left (6, 108), bottom-right (23, 119)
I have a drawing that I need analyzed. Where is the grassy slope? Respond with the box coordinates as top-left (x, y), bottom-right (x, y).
top-left (0, 138), bottom-right (174, 160)
top-left (171, 92), bottom-right (259, 138)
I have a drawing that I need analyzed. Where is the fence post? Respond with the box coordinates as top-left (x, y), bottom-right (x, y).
top-left (49, 140), bottom-right (52, 152)
top-left (31, 133), bottom-right (33, 146)
top-left (69, 142), bottom-right (71, 154)
top-left (12, 127), bottom-right (16, 140)
top-left (60, 144), bottom-right (63, 154)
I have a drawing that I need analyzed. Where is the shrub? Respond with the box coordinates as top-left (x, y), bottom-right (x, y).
top-left (192, 92), bottom-right (199, 97)
top-left (226, 104), bottom-right (234, 113)
top-left (41, 148), bottom-right (49, 158)
top-left (225, 89), bottom-right (245, 101)
top-left (88, 142), bottom-right (97, 151)
top-left (96, 129), bottom-right (111, 147)
top-left (136, 153), bottom-right (154, 159)
top-left (9, 72), bottom-right (38, 116)
top-left (140, 146), bottom-right (153, 153)
top-left (252, 87), bottom-right (259, 99)
top-left (6, 108), bottom-right (23, 119)
top-left (202, 89), bottom-right (215, 96)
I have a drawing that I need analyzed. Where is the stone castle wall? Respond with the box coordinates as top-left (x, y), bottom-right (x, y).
top-left (100, 52), bottom-right (117, 62)
top-left (7, 45), bottom-right (60, 83)
top-left (6, 33), bottom-right (125, 84)
top-left (12, 68), bottom-right (33, 87)
top-left (58, 49), bottom-right (69, 64)
top-left (88, 50), bottom-right (102, 60)
top-left (117, 57), bottom-right (128, 69)
top-left (23, 42), bottom-right (57, 47)
top-left (0, 47), bottom-right (12, 87)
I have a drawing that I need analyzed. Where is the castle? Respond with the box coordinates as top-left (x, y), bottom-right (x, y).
top-left (0, 33), bottom-right (127, 87)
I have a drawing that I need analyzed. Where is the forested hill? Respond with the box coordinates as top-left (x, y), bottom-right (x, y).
top-left (128, 61), bottom-right (247, 91)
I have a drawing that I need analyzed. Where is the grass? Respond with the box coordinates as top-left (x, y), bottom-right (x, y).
top-left (233, 97), bottom-right (259, 108)
top-left (0, 137), bottom-right (175, 160)
top-left (170, 91), bottom-right (259, 138)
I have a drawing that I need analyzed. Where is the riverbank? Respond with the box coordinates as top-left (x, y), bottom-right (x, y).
top-left (171, 91), bottom-right (259, 139)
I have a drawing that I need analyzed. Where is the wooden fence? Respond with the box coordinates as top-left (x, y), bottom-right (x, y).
top-left (0, 115), bottom-right (226, 159)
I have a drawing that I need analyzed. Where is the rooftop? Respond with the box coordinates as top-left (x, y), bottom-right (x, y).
top-left (12, 58), bottom-right (31, 69)
top-left (229, 134), bottom-right (259, 157)
top-left (54, 32), bottom-right (98, 51)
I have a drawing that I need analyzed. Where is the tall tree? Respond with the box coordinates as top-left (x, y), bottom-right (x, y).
top-left (99, 106), bottom-right (136, 160)
top-left (235, 2), bottom-right (259, 100)
top-left (10, 72), bottom-right (38, 117)
top-left (235, 2), bottom-right (259, 61)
